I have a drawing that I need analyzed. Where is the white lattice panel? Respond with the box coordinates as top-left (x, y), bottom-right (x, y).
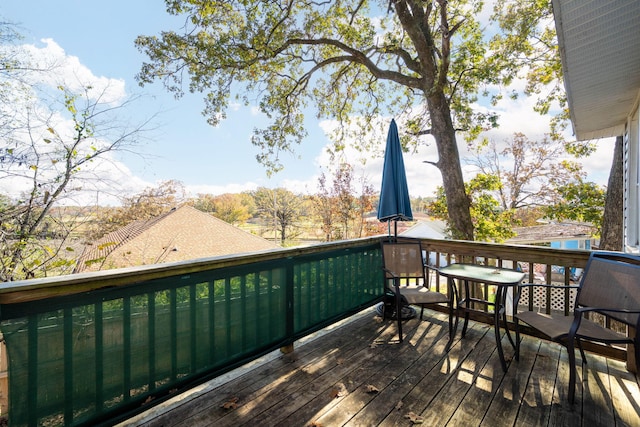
top-left (518, 286), bottom-right (577, 312)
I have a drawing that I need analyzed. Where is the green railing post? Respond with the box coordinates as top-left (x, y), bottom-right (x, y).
top-left (147, 293), bottom-right (155, 393)
top-left (95, 302), bottom-right (104, 413)
top-left (123, 296), bottom-right (131, 402)
top-left (63, 307), bottom-right (73, 425)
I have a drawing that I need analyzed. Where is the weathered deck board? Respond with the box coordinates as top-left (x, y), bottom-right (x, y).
top-left (511, 340), bottom-right (559, 426)
top-left (327, 319), bottom-right (454, 426)
top-left (479, 334), bottom-right (542, 427)
top-left (608, 356), bottom-right (640, 426)
top-left (283, 319), bottom-right (445, 426)
top-left (128, 308), bottom-right (640, 427)
top-left (445, 330), bottom-right (518, 426)
top-left (583, 351), bottom-right (615, 426)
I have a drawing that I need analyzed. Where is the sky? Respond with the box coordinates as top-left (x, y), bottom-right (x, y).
top-left (0, 1), bottom-right (615, 206)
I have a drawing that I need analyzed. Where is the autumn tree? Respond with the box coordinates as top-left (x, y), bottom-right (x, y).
top-left (89, 180), bottom-right (186, 240)
top-left (252, 187), bottom-right (302, 245)
top-left (313, 173), bottom-right (335, 242)
top-left (190, 192), bottom-right (253, 224)
top-left (470, 133), bottom-right (585, 211)
top-left (313, 164), bottom-right (378, 241)
top-left (134, 0), bottom-right (568, 241)
top-left (354, 173), bottom-right (379, 238)
top-left (332, 164), bottom-right (357, 240)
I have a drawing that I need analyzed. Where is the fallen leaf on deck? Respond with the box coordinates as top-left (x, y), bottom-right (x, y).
top-left (395, 401), bottom-right (404, 410)
top-left (330, 383), bottom-right (348, 398)
top-left (308, 422), bottom-right (322, 427)
top-left (336, 358), bottom-right (345, 365)
top-left (404, 411), bottom-right (424, 424)
top-left (370, 339), bottom-right (386, 348)
top-left (221, 396), bottom-right (240, 410)
top-left (365, 384), bottom-right (379, 393)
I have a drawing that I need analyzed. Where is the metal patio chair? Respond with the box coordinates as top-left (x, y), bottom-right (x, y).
top-left (515, 251), bottom-right (640, 403)
top-left (381, 239), bottom-right (455, 348)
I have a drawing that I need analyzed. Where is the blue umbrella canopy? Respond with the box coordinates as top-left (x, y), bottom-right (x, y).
top-left (377, 119), bottom-right (413, 231)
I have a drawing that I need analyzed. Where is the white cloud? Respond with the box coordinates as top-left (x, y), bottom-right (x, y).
top-left (579, 137), bottom-right (616, 185)
top-left (22, 38), bottom-right (127, 105)
top-left (186, 182), bottom-right (261, 196)
top-left (278, 176), bottom-right (319, 195)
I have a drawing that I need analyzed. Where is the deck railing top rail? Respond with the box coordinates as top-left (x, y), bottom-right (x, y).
top-left (0, 237), bottom-right (383, 305)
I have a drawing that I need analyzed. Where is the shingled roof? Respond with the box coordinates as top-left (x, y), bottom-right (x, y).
top-left (74, 205), bottom-right (279, 272)
top-left (507, 222), bottom-right (594, 245)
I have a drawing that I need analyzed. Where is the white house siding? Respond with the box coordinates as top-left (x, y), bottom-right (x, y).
top-left (625, 99), bottom-right (640, 253)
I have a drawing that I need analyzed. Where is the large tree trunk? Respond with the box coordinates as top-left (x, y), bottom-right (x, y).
top-left (599, 135), bottom-right (624, 251)
top-left (428, 92), bottom-right (474, 240)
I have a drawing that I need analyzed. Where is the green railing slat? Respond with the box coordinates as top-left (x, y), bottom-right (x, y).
top-left (123, 296), bottom-right (131, 401)
top-left (208, 280), bottom-right (215, 366)
top-left (148, 293), bottom-right (156, 392)
top-left (224, 277), bottom-right (231, 359)
top-left (190, 285), bottom-right (197, 373)
top-left (28, 314), bottom-right (38, 427)
top-left (95, 302), bottom-right (104, 413)
top-left (169, 288), bottom-right (177, 381)
top-left (240, 275), bottom-right (247, 352)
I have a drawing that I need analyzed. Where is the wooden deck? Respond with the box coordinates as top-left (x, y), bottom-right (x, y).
top-left (126, 309), bottom-right (640, 427)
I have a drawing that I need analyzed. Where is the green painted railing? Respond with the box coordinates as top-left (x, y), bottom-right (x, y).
top-left (0, 239), bottom-right (383, 427)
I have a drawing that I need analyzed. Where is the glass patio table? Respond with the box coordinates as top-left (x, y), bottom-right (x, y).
top-left (438, 263), bottom-right (526, 371)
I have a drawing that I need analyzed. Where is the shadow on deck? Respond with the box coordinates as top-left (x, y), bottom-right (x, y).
top-left (123, 309), bottom-right (640, 427)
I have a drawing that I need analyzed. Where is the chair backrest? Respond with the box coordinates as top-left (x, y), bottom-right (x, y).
top-left (577, 252), bottom-right (640, 327)
top-left (381, 241), bottom-right (425, 280)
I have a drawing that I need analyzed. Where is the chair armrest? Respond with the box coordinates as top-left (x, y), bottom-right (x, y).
top-left (517, 283), bottom-right (580, 290)
top-left (569, 306), bottom-right (640, 342)
top-left (572, 306), bottom-right (640, 337)
top-left (382, 267), bottom-right (398, 278)
top-left (575, 306), bottom-right (640, 315)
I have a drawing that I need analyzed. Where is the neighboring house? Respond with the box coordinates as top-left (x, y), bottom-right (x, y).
top-left (400, 219), bottom-right (447, 240)
top-left (507, 221), bottom-right (596, 250)
top-left (74, 205), bottom-right (279, 272)
top-left (552, 1), bottom-right (640, 253)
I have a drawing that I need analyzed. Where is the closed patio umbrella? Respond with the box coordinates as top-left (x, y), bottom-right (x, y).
top-left (377, 119), bottom-right (413, 238)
